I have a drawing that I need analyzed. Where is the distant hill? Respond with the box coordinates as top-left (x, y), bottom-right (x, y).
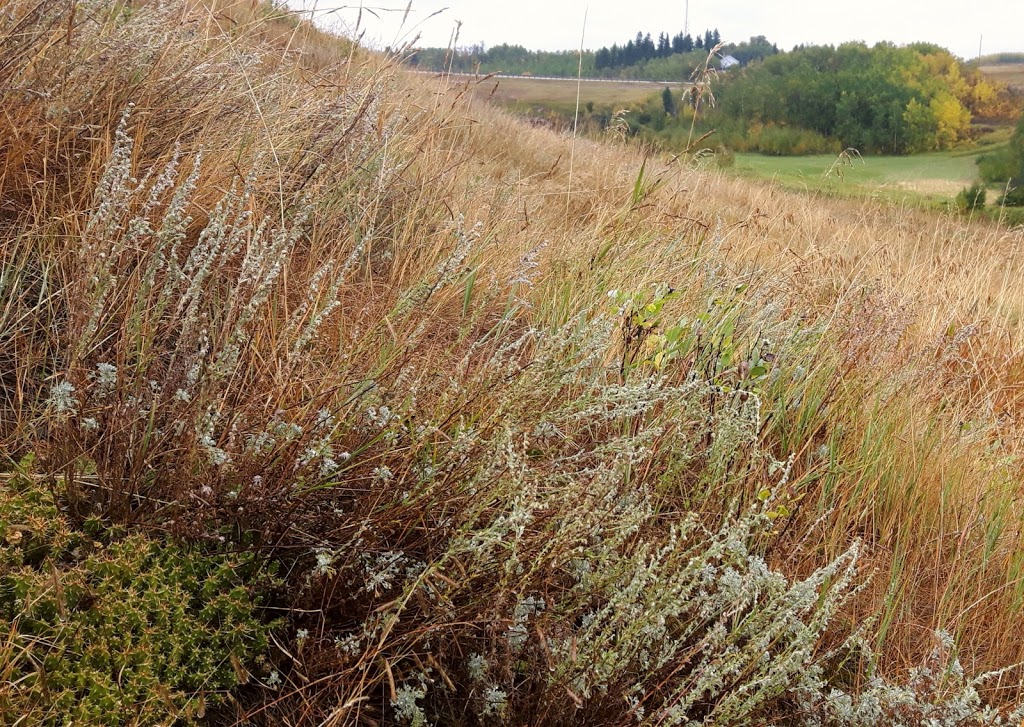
top-left (979, 62), bottom-right (1024, 92)
top-left (977, 52), bottom-right (1024, 65)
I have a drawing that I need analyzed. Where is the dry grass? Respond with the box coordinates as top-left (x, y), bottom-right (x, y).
top-left (3, 0), bottom-right (1024, 723)
top-left (456, 99), bottom-right (1024, 677)
top-left (980, 63), bottom-right (1024, 92)
top-left (449, 74), bottom-right (675, 110)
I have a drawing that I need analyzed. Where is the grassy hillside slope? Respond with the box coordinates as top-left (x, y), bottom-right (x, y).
top-left (463, 75), bottom-right (673, 111)
top-left (980, 63), bottom-right (1024, 92)
top-left (2, 1), bottom-right (1024, 724)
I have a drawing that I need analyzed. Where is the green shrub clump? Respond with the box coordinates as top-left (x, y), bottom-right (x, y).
top-left (955, 181), bottom-right (987, 213)
top-left (740, 123), bottom-right (842, 156)
top-left (0, 459), bottom-right (277, 726)
top-left (998, 184), bottom-right (1024, 208)
top-left (714, 145), bottom-right (737, 168)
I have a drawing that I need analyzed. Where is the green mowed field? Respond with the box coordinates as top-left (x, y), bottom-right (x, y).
top-left (732, 147), bottom-right (1002, 203)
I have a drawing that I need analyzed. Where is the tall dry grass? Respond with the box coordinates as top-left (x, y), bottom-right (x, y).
top-left (2, 0), bottom-right (1024, 723)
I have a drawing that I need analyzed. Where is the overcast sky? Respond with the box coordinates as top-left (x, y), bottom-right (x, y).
top-left (291, 1), bottom-right (1022, 60)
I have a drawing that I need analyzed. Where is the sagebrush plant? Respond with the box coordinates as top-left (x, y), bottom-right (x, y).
top-left (272, 297), bottom-right (867, 725)
top-left (2, 0), bottom-right (1024, 725)
top-left (795, 630), bottom-right (1024, 726)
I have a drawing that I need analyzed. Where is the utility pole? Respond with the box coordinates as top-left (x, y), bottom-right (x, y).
top-left (684, 0), bottom-right (689, 37)
top-left (978, 34), bottom-right (983, 62)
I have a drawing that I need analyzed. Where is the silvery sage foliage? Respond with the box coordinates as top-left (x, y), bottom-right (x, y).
top-left (320, 309), bottom-right (869, 725)
top-left (44, 102), bottom-right (404, 513)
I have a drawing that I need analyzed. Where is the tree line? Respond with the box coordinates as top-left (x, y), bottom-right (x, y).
top-left (590, 40), bottom-right (1018, 160)
top-left (978, 113), bottom-right (1024, 206)
top-left (407, 44), bottom-right (592, 78)
top-left (406, 31), bottom-right (779, 81)
top-left (593, 29), bottom-right (720, 71)
top-left (406, 33), bottom-right (1019, 162)
top-left (711, 42), bottom-right (1008, 154)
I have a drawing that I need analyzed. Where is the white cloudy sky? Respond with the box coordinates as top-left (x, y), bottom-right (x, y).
top-left (290, 1), bottom-right (1022, 60)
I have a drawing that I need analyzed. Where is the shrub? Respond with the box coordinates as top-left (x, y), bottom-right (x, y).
top-left (981, 114), bottom-right (1024, 188)
top-left (997, 183), bottom-right (1024, 207)
top-left (795, 630), bottom-right (1024, 726)
top-left (0, 457), bottom-right (278, 726)
top-left (995, 206), bottom-right (1024, 227)
top-left (978, 151), bottom-right (1017, 185)
top-left (955, 181), bottom-right (987, 213)
top-left (261, 288), bottom-right (871, 725)
top-left (749, 124), bottom-right (842, 156)
top-left (715, 145), bottom-right (737, 168)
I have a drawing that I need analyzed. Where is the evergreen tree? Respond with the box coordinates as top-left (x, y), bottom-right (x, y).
top-left (704, 29), bottom-right (715, 51)
top-left (695, 34), bottom-right (704, 50)
top-left (642, 33), bottom-right (656, 59)
top-left (662, 86), bottom-right (677, 116)
top-left (658, 33), bottom-right (670, 58)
